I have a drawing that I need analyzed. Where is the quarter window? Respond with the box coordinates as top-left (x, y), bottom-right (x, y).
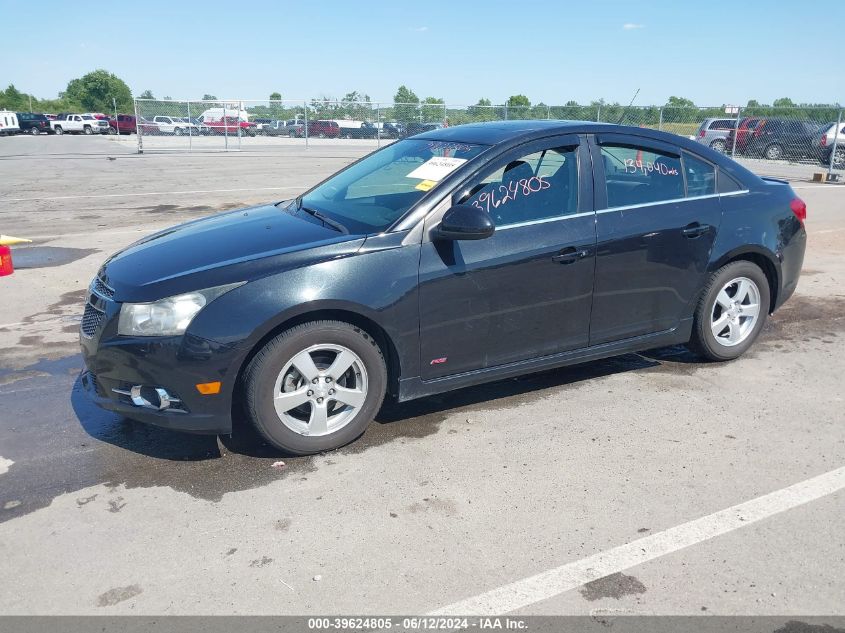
top-left (600, 144), bottom-right (683, 207)
top-left (456, 147), bottom-right (579, 226)
top-left (683, 152), bottom-right (716, 197)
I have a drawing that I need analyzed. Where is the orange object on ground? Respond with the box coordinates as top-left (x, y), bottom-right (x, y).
top-left (0, 245), bottom-right (13, 276)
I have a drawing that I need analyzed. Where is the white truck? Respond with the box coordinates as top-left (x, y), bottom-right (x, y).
top-left (51, 114), bottom-right (110, 135)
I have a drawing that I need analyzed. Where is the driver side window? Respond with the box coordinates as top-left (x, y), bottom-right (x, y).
top-left (456, 147), bottom-right (579, 226)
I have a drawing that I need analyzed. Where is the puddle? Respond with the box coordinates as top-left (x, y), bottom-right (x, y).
top-left (580, 572), bottom-right (647, 601)
top-left (11, 246), bottom-right (99, 269)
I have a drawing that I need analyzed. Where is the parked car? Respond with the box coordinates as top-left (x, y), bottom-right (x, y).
top-left (335, 120), bottom-right (378, 139)
top-left (258, 120), bottom-right (291, 136)
top-left (744, 119), bottom-right (823, 161)
top-left (403, 121), bottom-right (445, 138)
top-left (0, 111), bottom-right (20, 135)
top-left (51, 114), bottom-right (110, 135)
top-left (153, 116), bottom-right (187, 136)
top-left (16, 112), bottom-right (53, 135)
top-left (79, 120), bottom-right (806, 455)
top-left (108, 114), bottom-right (137, 135)
top-left (175, 117), bottom-right (211, 135)
top-left (137, 118), bottom-right (160, 135)
top-left (307, 120), bottom-right (341, 138)
top-left (694, 117), bottom-right (736, 153)
top-left (199, 115), bottom-right (257, 136)
top-left (724, 117), bottom-right (762, 155)
top-left (376, 122), bottom-right (401, 139)
top-left (813, 121), bottom-right (845, 169)
top-left (284, 119), bottom-right (306, 137)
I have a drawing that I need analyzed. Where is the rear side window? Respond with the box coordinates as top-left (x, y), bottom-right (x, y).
top-left (709, 119), bottom-right (734, 130)
top-left (600, 144), bottom-right (683, 207)
top-left (683, 152), bottom-right (716, 197)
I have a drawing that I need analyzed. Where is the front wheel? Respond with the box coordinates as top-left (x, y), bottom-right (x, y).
top-left (710, 139), bottom-right (726, 153)
top-left (831, 148), bottom-right (845, 170)
top-left (688, 261), bottom-right (770, 361)
top-left (54, 126), bottom-right (63, 135)
top-left (242, 321), bottom-right (387, 455)
top-left (764, 143), bottom-right (783, 160)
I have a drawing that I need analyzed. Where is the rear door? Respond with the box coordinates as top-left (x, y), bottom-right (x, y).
top-left (588, 134), bottom-right (723, 345)
top-left (418, 135), bottom-right (596, 379)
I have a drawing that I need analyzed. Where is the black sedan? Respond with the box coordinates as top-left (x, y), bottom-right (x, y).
top-left (79, 121), bottom-right (807, 454)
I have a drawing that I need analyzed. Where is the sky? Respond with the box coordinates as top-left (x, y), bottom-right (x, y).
top-left (2, 0), bottom-right (842, 107)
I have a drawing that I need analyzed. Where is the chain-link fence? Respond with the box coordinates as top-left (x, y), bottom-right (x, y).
top-left (131, 99), bottom-right (844, 177)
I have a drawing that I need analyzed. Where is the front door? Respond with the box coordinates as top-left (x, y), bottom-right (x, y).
top-left (418, 137), bottom-right (596, 380)
top-left (589, 134), bottom-right (723, 345)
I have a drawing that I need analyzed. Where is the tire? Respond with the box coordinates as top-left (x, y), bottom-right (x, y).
top-left (107, 127), bottom-right (117, 135)
top-left (288, 130), bottom-right (296, 138)
top-left (688, 261), bottom-right (770, 361)
top-left (318, 132), bottom-right (326, 138)
top-left (831, 148), bottom-right (845, 170)
top-left (29, 126), bottom-right (40, 136)
top-left (54, 126), bottom-right (63, 135)
top-left (242, 320), bottom-right (387, 455)
top-left (710, 139), bottom-right (726, 153)
top-left (764, 143), bottom-right (783, 160)
top-left (83, 125), bottom-right (93, 135)
top-left (174, 127), bottom-right (183, 136)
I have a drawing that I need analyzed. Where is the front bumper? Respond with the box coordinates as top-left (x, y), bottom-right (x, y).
top-left (78, 284), bottom-right (240, 434)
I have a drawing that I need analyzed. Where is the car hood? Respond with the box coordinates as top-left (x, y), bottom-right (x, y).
top-left (100, 204), bottom-right (364, 303)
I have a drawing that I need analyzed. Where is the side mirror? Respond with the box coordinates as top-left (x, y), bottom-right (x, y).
top-left (435, 205), bottom-right (495, 241)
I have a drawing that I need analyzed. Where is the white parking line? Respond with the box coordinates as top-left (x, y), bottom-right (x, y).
top-left (0, 456), bottom-right (13, 475)
top-left (5, 185), bottom-right (304, 202)
top-left (430, 465), bottom-right (845, 615)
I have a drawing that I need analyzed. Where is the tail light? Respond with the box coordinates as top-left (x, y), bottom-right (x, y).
top-left (0, 245), bottom-right (13, 276)
top-left (820, 135), bottom-right (827, 147)
top-left (790, 198), bottom-right (807, 224)
top-left (699, 129), bottom-right (706, 138)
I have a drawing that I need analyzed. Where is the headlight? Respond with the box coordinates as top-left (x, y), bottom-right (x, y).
top-left (117, 283), bottom-right (241, 337)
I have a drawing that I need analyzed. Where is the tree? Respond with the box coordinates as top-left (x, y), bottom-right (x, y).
top-left (202, 94), bottom-right (218, 101)
top-left (665, 95), bottom-right (696, 108)
top-left (393, 85), bottom-right (419, 123)
top-left (269, 92), bottom-right (282, 102)
top-left (64, 69), bottom-right (132, 112)
top-left (507, 94), bottom-right (531, 108)
top-left (773, 97), bottom-right (796, 108)
top-left (421, 96), bottom-right (445, 121)
top-left (138, 90), bottom-right (155, 99)
top-left (746, 99), bottom-right (760, 108)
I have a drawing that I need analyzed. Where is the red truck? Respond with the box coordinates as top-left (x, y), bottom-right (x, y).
top-left (108, 114), bottom-right (137, 135)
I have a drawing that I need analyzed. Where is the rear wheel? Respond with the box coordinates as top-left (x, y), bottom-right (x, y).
top-left (107, 127), bottom-right (117, 135)
top-left (83, 125), bottom-right (93, 135)
top-left (174, 127), bottom-right (183, 136)
top-left (764, 143), bottom-right (783, 160)
top-left (242, 321), bottom-right (387, 455)
top-left (688, 261), bottom-right (770, 361)
top-left (710, 138), bottom-right (726, 153)
top-left (831, 148), bottom-right (845, 170)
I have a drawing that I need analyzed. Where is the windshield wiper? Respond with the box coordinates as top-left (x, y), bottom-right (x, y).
top-left (298, 203), bottom-right (348, 234)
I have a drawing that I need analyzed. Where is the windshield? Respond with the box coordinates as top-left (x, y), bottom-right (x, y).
top-left (299, 138), bottom-right (488, 233)
top-left (81, 115), bottom-right (94, 120)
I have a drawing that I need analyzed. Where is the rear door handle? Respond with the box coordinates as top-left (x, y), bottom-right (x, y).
top-left (682, 222), bottom-right (710, 238)
top-left (552, 246), bottom-right (590, 264)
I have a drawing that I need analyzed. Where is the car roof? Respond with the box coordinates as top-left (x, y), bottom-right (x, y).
top-left (415, 119), bottom-right (692, 148)
top-left (414, 119), bottom-right (762, 187)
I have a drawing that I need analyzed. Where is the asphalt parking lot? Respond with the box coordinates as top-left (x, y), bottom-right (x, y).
top-left (0, 134), bottom-right (843, 616)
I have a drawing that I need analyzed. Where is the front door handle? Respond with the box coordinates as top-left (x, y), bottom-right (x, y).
top-left (552, 246), bottom-right (590, 264)
top-left (682, 222), bottom-right (710, 238)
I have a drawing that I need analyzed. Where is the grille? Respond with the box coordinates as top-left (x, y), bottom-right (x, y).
top-left (81, 303), bottom-right (106, 338)
top-left (92, 276), bottom-right (114, 299)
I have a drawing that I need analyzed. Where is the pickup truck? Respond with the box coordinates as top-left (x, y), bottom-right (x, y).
top-left (199, 115), bottom-right (258, 136)
top-left (51, 114), bottom-right (110, 135)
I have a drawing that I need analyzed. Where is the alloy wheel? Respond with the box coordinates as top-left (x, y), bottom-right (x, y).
top-left (272, 344), bottom-right (368, 436)
top-left (710, 277), bottom-right (761, 347)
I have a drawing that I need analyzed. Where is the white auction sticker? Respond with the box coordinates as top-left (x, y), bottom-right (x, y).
top-left (406, 156), bottom-right (467, 182)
